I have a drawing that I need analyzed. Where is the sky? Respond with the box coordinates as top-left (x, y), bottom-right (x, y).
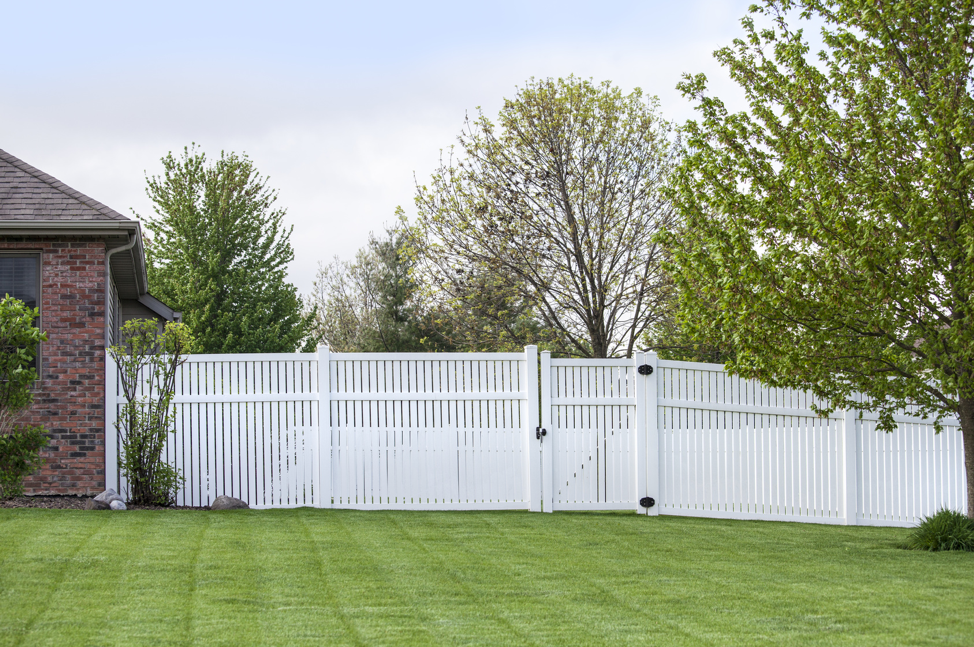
top-left (1, 0), bottom-right (757, 298)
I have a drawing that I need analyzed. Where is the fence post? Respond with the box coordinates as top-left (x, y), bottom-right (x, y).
top-left (842, 394), bottom-right (860, 525)
top-left (645, 352), bottom-right (660, 516)
top-left (317, 345), bottom-right (332, 508)
top-left (524, 345), bottom-right (541, 512)
top-left (540, 351), bottom-right (554, 513)
top-left (634, 351), bottom-right (660, 515)
top-left (104, 351), bottom-right (118, 493)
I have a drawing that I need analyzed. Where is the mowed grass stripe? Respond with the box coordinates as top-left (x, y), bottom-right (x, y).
top-left (0, 511), bottom-right (112, 646)
top-left (255, 509), bottom-right (364, 646)
top-left (381, 512), bottom-right (545, 646)
top-left (1, 509), bottom-right (972, 646)
top-left (423, 511), bottom-right (645, 645)
top-left (301, 509), bottom-right (439, 645)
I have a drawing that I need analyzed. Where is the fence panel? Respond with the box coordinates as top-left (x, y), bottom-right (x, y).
top-left (856, 417), bottom-right (966, 526)
top-left (652, 359), bottom-right (967, 526)
top-left (328, 353), bottom-right (531, 509)
top-left (107, 353), bottom-right (320, 508)
top-left (169, 354), bottom-right (319, 508)
top-left (656, 360), bottom-right (846, 523)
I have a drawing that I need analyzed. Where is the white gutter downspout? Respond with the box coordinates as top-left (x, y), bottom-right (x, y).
top-left (104, 234), bottom-right (137, 348)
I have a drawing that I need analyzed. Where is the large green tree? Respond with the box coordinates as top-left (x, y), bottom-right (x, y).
top-left (664, 0), bottom-right (974, 515)
top-left (142, 147), bottom-right (311, 353)
top-left (409, 76), bottom-right (679, 358)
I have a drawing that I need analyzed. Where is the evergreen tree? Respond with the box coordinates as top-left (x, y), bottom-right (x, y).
top-left (142, 146), bottom-right (311, 353)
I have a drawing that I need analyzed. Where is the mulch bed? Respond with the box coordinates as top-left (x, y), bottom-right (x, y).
top-left (0, 496), bottom-right (206, 510)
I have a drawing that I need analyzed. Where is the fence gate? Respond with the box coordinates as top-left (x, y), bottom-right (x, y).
top-left (539, 354), bottom-right (642, 511)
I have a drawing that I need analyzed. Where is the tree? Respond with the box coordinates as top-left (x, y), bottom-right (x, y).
top-left (641, 301), bottom-right (736, 365)
top-left (408, 76), bottom-right (680, 358)
top-left (307, 226), bottom-right (451, 352)
top-left (142, 147), bottom-right (312, 353)
top-left (664, 0), bottom-right (974, 515)
top-left (425, 259), bottom-right (548, 352)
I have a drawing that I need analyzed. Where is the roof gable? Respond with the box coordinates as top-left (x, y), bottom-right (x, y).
top-left (0, 148), bottom-right (130, 221)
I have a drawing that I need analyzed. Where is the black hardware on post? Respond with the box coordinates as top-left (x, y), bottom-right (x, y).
top-left (639, 496), bottom-right (656, 509)
top-left (637, 364), bottom-right (653, 376)
top-left (536, 427), bottom-right (547, 440)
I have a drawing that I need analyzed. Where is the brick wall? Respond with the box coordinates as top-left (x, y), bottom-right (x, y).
top-left (0, 238), bottom-right (107, 495)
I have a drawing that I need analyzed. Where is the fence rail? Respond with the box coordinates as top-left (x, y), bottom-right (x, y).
top-left (105, 347), bottom-right (967, 525)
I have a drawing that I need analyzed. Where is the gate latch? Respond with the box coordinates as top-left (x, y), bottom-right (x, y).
top-left (637, 364), bottom-right (653, 376)
top-left (536, 427), bottom-right (547, 440)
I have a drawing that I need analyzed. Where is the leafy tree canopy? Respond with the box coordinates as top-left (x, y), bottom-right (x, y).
top-left (663, 0), bottom-right (974, 514)
top-left (141, 146), bottom-right (312, 353)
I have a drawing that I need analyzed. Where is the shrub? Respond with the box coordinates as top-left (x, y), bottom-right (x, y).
top-left (109, 319), bottom-right (193, 506)
top-left (0, 296), bottom-right (48, 500)
top-left (905, 508), bottom-right (974, 552)
top-left (0, 425), bottom-right (47, 499)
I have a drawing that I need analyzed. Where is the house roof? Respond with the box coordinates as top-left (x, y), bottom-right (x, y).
top-left (0, 148), bottom-right (130, 221)
top-left (0, 147), bottom-right (150, 301)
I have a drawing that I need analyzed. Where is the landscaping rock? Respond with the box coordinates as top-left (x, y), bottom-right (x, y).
top-left (110, 500), bottom-right (127, 511)
top-left (95, 489), bottom-right (125, 504)
top-left (85, 498), bottom-right (110, 510)
top-left (211, 495), bottom-right (249, 510)
top-left (86, 489), bottom-right (125, 510)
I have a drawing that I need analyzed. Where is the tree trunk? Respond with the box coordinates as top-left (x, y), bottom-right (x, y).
top-left (958, 395), bottom-right (974, 519)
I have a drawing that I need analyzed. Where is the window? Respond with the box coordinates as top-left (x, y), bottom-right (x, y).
top-left (0, 254), bottom-right (41, 371)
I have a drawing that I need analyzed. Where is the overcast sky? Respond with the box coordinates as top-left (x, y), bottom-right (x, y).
top-left (1, 0), bottom-right (755, 298)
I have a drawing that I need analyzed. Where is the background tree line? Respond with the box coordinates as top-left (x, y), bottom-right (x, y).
top-left (309, 76), bottom-right (686, 359)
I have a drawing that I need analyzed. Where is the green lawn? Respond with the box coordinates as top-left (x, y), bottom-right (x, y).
top-left (0, 509), bottom-right (971, 646)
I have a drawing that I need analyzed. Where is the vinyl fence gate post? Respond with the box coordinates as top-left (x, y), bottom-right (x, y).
top-left (842, 394), bottom-right (860, 525)
top-left (524, 345), bottom-right (542, 512)
top-left (634, 351), bottom-right (660, 516)
top-left (104, 351), bottom-right (119, 493)
top-left (540, 350), bottom-right (554, 513)
top-left (317, 345), bottom-right (333, 508)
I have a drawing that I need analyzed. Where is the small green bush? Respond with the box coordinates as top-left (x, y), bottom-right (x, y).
top-left (110, 319), bottom-right (192, 506)
top-left (905, 508), bottom-right (974, 552)
top-left (0, 425), bottom-right (47, 499)
top-left (0, 295), bottom-right (48, 500)
top-left (0, 295), bottom-right (46, 413)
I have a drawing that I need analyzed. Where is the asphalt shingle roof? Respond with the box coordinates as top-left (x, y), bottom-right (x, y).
top-left (0, 148), bottom-right (130, 221)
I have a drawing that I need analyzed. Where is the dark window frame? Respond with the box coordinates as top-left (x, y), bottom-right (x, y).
top-left (0, 252), bottom-right (43, 376)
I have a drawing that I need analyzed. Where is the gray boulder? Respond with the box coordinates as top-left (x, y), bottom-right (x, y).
top-left (86, 489), bottom-right (125, 510)
top-left (211, 495), bottom-right (249, 510)
top-left (110, 500), bottom-right (127, 511)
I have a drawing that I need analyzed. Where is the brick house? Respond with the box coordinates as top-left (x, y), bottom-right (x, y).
top-left (0, 148), bottom-right (178, 495)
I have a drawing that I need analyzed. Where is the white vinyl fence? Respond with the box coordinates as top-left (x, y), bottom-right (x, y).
top-left (106, 348), bottom-right (539, 510)
top-left (105, 347), bottom-right (967, 526)
top-left (646, 356), bottom-right (967, 527)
